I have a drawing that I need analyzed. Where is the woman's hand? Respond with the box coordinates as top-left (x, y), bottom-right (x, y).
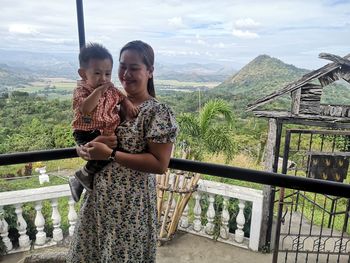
top-left (84, 141), bottom-right (112, 160)
top-left (93, 135), bottom-right (117, 149)
top-left (76, 144), bottom-right (90, 161)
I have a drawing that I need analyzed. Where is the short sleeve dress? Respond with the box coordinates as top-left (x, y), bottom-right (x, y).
top-left (67, 98), bottom-right (178, 263)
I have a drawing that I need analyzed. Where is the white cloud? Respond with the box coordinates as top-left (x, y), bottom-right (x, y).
top-left (213, 42), bottom-right (225, 48)
top-left (234, 18), bottom-right (260, 29)
top-left (232, 29), bottom-right (259, 39)
top-left (168, 17), bottom-right (185, 28)
top-left (8, 24), bottom-right (38, 35)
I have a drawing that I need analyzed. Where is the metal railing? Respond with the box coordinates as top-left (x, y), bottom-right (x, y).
top-left (1, 148), bottom-right (350, 198)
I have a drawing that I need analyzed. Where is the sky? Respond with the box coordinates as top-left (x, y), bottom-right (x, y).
top-left (0, 0), bottom-right (349, 70)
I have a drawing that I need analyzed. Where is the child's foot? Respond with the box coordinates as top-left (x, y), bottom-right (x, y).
top-left (75, 169), bottom-right (93, 191)
top-left (68, 176), bottom-right (84, 202)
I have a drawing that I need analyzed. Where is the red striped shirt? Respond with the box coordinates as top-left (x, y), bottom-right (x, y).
top-left (72, 81), bottom-right (125, 135)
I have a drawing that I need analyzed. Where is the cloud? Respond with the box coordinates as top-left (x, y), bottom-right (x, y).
top-left (168, 17), bottom-right (185, 28)
top-left (232, 18), bottom-right (260, 39)
top-left (8, 24), bottom-right (39, 35)
top-left (234, 18), bottom-right (260, 29)
top-left (232, 29), bottom-right (259, 39)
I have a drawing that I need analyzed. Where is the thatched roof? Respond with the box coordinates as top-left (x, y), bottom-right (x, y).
top-left (246, 53), bottom-right (350, 111)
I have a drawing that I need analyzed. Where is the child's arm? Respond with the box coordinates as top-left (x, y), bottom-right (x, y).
top-left (80, 82), bottom-right (112, 115)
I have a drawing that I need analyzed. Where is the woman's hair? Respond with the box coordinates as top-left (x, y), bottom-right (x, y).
top-left (79, 43), bottom-right (113, 69)
top-left (119, 40), bottom-right (155, 98)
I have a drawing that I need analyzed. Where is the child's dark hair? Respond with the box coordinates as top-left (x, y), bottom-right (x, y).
top-left (79, 43), bottom-right (113, 69)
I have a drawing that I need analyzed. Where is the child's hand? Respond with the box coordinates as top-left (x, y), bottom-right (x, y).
top-left (96, 82), bottom-right (113, 94)
top-left (124, 99), bottom-right (139, 119)
top-left (93, 135), bottom-right (117, 149)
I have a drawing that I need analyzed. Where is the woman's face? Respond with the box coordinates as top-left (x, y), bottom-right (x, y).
top-left (118, 49), bottom-right (152, 95)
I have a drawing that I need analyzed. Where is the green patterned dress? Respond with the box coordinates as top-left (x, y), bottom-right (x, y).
top-left (67, 98), bottom-right (178, 263)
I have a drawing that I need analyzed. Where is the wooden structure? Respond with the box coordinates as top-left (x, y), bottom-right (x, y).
top-left (246, 53), bottom-right (350, 250)
top-left (247, 53), bottom-right (350, 122)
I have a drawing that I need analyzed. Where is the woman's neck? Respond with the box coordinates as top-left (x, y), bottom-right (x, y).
top-left (128, 92), bottom-right (152, 106)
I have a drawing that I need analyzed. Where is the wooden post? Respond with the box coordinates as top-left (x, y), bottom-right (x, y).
top-left (259, 118), bottom-right (281, 251)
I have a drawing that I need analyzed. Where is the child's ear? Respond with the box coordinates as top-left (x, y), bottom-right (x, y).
top-left (78, 68), bottom-right (86, 80)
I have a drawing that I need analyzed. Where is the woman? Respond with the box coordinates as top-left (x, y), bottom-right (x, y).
top-left (67, 40), bottom-right (178, 262)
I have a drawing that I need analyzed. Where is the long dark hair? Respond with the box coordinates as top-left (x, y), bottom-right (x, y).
top-left (119, 40), bottom-right (155, 98)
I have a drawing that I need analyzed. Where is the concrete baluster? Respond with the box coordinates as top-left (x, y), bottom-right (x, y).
top-left (68, 197), bottom-right (78, 236)
top-left (15, 203), bottom-right (30, 249)
top-left (193, 192), bottom-right (202, 232)
top-left (235, 199), bottom-right (246, 243)
top-left (0, 206), bottom-right (13, 251)
top-left (180, 204), bottom-right (189, 228)
top-left (205, 194), bottom-right (216, 235)
top-left (220, 197), bottom-right (230, 239)
top-left (34, 201), bottom-right (47, 245)
top-left (51, 198), bottom-right (63, 242)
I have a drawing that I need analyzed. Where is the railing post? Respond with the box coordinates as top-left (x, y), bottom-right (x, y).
top-left (15, 203), bottom-right (30, 249)
top-left (51, 199), bottom-right (63, 242)
top-left (220, 196), bottom-right (230, 239)
top-left (205, 194), bottom-right (215, 235)
top-left (34, 201), bottom-right (47, 246)
top-left (0, 206), bottom-right (13, 252)
top-left (68, 197), bottom-right (78, 236)
top-left (193, 192), bottom-right (202, 232)
top-left (235, 199), bottom-right (246, 243)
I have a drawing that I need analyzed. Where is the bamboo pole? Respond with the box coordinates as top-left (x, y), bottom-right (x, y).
top-left (159, 173), bottom-right (179, 239)
top-left (167, 173), bottom-right (201, 237)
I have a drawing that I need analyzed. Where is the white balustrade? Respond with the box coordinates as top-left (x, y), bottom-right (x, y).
top-left (180, 204), bottom-right (189, 228)
top-left (220, 196), bottom-right (230, 239)
top-left (178, 179), bottom-right (264, 251)
top-left (235, 200), bottom-right (246, 243)
top-left (0, 175), bottom-right (264, 256)
top-left (15, 203), bottom-right (30, 250)
top-left (34, 201), bottom-right (46, 246)
top-left (51, 198), bottom-right (63, 242)
top-left (0, 206), bottom-right (13, 251)
top-left (193, 192), bottom-right (202, 232)
top-left (0, 184), bottom-right (76, 254)
top-left (68, 197), bottom-right (78, 236)
top-left (205, 194), bottom-right (216, 235)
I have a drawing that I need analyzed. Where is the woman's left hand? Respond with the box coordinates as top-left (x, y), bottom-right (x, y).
top-left (84, 141), bottom-right (112, 160)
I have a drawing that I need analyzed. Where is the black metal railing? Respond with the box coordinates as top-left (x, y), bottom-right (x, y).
top-left (1, 148), bottom-right (350, 198)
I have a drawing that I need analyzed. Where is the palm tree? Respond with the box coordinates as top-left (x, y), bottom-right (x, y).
top-left (177, 99), bottom-right (236, 162)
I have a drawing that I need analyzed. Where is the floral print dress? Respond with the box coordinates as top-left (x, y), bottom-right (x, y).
top-left (67, 98), bottom-right (178, 263)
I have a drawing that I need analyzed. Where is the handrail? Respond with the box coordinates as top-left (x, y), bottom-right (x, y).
top-left (1, 148), bottom-right (350, 198)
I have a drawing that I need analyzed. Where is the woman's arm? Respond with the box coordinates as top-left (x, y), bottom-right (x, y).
top-left (82, 141), bottom-right (173, 174)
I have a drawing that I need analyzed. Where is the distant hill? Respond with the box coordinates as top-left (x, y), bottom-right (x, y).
top-left (155, 62), bottom-right (235, 82)
top-left (207, 54), bottom-right (350, 114)
top-left (215, 54), bottom-right (309, 97)
top-left (0, 65), bottom-right (36, 91)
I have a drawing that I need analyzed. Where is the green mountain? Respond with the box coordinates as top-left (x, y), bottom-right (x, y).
top-left (0, 65), bottom-right (36, 91)
top-left (207, 54), bottom-right (350, 114)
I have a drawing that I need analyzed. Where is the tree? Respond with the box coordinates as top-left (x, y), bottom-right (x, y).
top-left (177, 99), bottom-right (236, 162)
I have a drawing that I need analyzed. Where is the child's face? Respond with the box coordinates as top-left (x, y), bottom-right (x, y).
top-left (80, 58), bottom-right (113, 88)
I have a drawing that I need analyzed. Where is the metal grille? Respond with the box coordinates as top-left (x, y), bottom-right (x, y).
top-left (273, 129), bottom-right (350, 263)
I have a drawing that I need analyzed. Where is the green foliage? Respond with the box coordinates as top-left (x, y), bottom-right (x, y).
top-left (177, 99), bottom-right (236, 162)
top-left (0, 96), bottom-right (74, 154)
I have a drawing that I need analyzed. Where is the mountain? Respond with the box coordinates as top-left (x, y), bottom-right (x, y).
top-left (0, 50), bottom-right (78, 79)
top-left (206, 55), bottom-right (310, 113)
top-left (0, 65), bottom-right (36, 91)
top-left (155, 62), bottom-right (235, 82)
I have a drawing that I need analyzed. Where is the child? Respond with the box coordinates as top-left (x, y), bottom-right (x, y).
top-left (69, 43), bottom-right (137, 202)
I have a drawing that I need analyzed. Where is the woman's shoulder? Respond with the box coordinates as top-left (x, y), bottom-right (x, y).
top-left (141, 98), bottom-right (175, 116)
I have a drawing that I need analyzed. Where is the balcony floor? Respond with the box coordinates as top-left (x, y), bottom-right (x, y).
top-left (3, 231), bottom-right (272, 263)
